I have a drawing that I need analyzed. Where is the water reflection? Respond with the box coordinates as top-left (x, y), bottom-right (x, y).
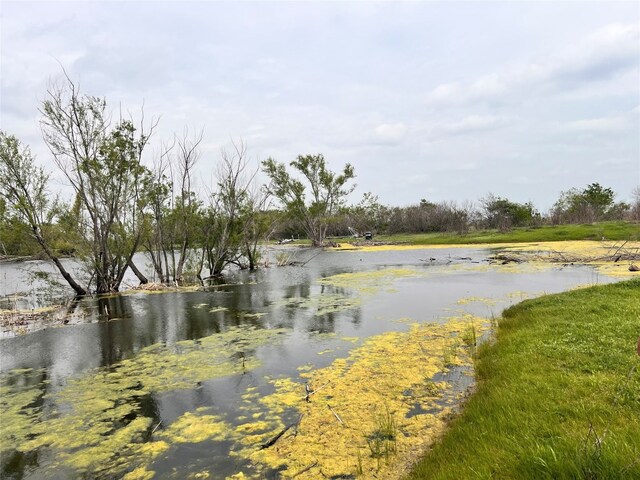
top-left (0, 247), bottom-right (616, 479)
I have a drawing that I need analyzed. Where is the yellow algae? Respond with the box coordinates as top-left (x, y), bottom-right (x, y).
top-left (159, 412), bottom-right (229, 443)
top-left (139, 441), bottom-right (170, 456)
top-left (208, 306), bottom-right (229, 313)
top-left (341, 336), bottom-right (360, 343)
top-left (0, 371), bottom-right (44, 448)
top-left (192, 472), bottom-right (211, 479)
top-left (332, 240), bottom-right (640, 278)
top-left (235, 420), bottom-right (272, 434)
top-left (496, 240), bottom-right (640, 277)
top-left (241, 312), bottom-right (267, 319)
top-left (123, 466), bottom-right (156, 480)
top-left (233, 315), bottom-right (490, 479)
top-left (1, 325), bottom-right (288, 478)
top-left (456, 296), bottom-right (497, 306)
top-left (329, 243), bottom-right (469, 252)
top-left (319, 268), bottom-right (421, 294)
top-left (277, 268), bottom-right (423, 318)
top-left (278, 293), bottom-right (361, 315)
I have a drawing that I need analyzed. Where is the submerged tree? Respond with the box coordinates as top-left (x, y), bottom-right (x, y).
top-left (0, 131), bottom-right (87, 295)
top-left (40, 75), bottom-right (155, 293)
top-left (262, 154), bottom-right (355, 246)
top-left (203, 141), bottom-right (269, 276)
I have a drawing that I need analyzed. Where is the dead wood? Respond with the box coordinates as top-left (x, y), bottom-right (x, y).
top-left (259, 414), bottom-right (304, 450)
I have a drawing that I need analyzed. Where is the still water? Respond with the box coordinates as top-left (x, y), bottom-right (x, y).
top-left (0, 246), bottom-right (611, 479)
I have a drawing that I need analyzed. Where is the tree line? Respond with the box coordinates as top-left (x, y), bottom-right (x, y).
top-left (1, 76), bottom-right (638, 296)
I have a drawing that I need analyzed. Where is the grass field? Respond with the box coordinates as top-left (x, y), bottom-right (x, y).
top-left (330, 221), bottom-right (640, 246)
top-left (406, 278), bottom-right (640, 479)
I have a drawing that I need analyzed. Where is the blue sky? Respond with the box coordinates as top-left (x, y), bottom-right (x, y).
top-left (1, 1), bottom-right (639, 210)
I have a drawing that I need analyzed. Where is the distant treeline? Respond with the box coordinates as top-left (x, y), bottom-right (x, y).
top-left (1, 74), bottom-right (639, 295)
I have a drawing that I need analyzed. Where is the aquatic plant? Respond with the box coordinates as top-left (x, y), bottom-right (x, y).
top-left (0, 325), bottom-right (289, 478)
top-left (232, 315), bottom-right (489, 479)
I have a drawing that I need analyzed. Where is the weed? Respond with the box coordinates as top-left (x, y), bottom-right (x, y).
top-left (366, 405), bottom-right (397, 468)
top-left (441, 341), bottom-right (458, 367)
top-left (408, 278), bottom-right (640, 479)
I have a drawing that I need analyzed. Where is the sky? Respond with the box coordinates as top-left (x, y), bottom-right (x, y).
top-left (1, 1), bottom-right (639, 211)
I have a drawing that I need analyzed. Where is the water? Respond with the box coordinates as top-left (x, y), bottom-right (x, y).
top-left (0, 246), bottom-right (613, 479)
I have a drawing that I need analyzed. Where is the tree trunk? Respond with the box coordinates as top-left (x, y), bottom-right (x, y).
top-left (127, 259), bottom-right (148, 284)
top-left (33, 228), bottom-right (87, 296)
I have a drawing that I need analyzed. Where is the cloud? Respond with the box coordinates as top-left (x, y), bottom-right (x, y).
top-left (564, 116), bottom-right (629, 133)
top-left (374, 122), bottom-right (408, 143)
top-left (438, 115), bottom-right (508, 136)
top-left (426, 22), bottom-right (640, 106)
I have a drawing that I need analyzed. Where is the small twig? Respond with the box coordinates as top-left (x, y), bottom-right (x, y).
top-left (259, 425), bottom-right (291, 450)
top-left (292, 461), bottom-right (319, 478)
top-left (259, 414), bottom-right (304, 450)
top-left (150, 421), bottom-right (162, 435)
top-left (327, 403), bottom-right (345, 425)
top-left (301, 381), bottom-right (331, 400)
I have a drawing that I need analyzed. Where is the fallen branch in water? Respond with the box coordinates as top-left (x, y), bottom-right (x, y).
top-left (327, 403), bottom-right (345, 426)
top-left (301, 381), bottom-right (331, 401)
top-left (259, 414), bottom-right (304, 450)
top-left (292, 461), bottom-right (319, 478)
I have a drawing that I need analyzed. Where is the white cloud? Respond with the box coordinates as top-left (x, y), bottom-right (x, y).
top-left (439, 115), bottom-right (508, 136)
top-left (426, 22), bottom-right (640, 107)
top-left (2, 3), bottom-right (639, 209)
top-left (564, 116), bottom-right (629, 133)
top-left (374, 122), bottom-right (408, 143)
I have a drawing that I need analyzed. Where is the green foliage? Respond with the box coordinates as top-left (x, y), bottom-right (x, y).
top-left (337, 221), bottom-right (639, 246)
top-left (40, 76), bottom-right (154, 293)
top-left (552, 183), bottom-right (626, 224)
top-left (482, 193), bottom-right (538, 231)
top-left (263, 154), bottom-right (355, 246)
top-left (407, 279), bottom-right (640, 479)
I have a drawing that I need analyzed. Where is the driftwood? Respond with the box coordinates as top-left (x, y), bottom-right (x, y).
top-left (489, 241), bottom-right (640, 266)
top-left (291, 461), bottom-right (319, 478)
top-left (302, 381), bottom-right (331, 401)
top-left (259, 414), bottom-right (304, 450)
top-left (327, 404), bottom-right (345, 426)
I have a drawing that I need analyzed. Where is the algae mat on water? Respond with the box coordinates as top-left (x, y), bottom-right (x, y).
top-left (229, 315), bottom-right (490, 479)
top-left (0, 325), bottom-right (288, 479)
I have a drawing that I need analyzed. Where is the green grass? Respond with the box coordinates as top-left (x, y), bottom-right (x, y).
top-left (332, 221), bottom-right (639, 245)
top-left (406, 278), bottom-right (640, 479)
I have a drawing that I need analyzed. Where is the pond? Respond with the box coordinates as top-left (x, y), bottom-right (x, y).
top-left (0, 245), bottom-right (615, 479)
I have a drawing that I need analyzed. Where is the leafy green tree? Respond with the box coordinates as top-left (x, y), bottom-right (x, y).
top-left (0, 131), bottom-right (87, 294)
top-left (40, 76), bottom-right (155, 293)
top-left (481, 194), bottom-right (537, 231)
top-left (262, 154), bottom-right (355, 247)
top-left (551, 183), bottom-right (621, 224)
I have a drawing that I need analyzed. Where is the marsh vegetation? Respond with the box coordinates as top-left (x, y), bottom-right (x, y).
top-left (2, 243), bottom-right (634, 479)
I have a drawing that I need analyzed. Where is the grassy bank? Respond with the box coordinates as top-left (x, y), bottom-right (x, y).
top-left (407, 278), bottom-right (640, 479)
top-left (332, 221), bottom-right (639, 245)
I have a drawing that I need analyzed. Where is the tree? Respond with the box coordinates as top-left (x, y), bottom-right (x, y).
top-left (40, 75), bottom-right (155, 293)
top-left (551, 183), bottom-right (619, 224)
top-left (481, 194), bottom-right (537, 231)
top-left (203, 141), bottom-right (268, 275)
top-left (262, 154), bottom-right (355, 247)
top-left (0, 132), bottom-right (87, 295)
